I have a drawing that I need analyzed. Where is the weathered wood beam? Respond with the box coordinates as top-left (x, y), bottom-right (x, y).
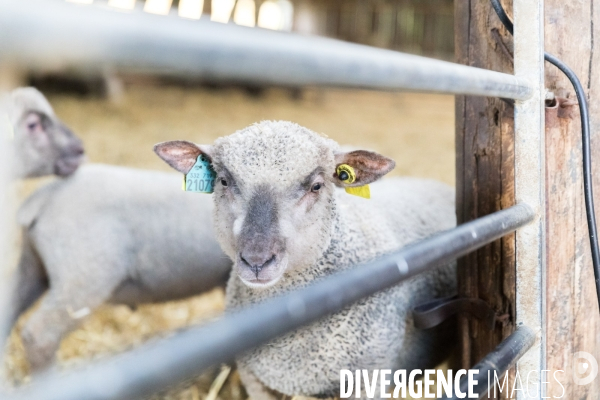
top-left (455, 0), bottom-right (517, 381)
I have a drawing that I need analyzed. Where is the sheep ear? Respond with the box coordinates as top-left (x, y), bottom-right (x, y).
top-left (333, 150), bottom-right (395, 187)
top-left (154, 140), bottom-right (213, 174)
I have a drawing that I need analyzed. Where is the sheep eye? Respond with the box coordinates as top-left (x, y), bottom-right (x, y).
top-left (220, 178), bottom-right (228, 187)
top-left (24, 113), bottom-right (43, 133)
top-left (311, 183), bottom-right (322, 192)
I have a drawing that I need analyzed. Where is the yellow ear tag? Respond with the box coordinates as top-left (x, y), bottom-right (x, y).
top-left (345, 185), bottom-right (370, 199)
top-left (336, 164), bottom-right (371, 199)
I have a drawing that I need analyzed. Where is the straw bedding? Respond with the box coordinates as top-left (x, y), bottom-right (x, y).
top-left (3, 82), bottom-right (453, 399)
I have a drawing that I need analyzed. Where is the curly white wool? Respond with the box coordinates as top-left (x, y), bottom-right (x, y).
top-left (210, 121), bottom-right (457, 399)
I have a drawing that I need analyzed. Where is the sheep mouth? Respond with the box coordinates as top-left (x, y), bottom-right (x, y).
top-left (236, 255), bottom-right (288, 289)
top-left (239, 275), bottom-right (283, 289)
top-left (55, 154), bottom-right (85, 177)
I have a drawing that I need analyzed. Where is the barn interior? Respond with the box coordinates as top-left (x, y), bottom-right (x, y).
top-left (2, 1), bottom-right (455, 399)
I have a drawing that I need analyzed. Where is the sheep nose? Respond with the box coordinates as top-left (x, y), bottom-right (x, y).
top-left (70, 142), bottom-right (85, 156)
top-left (240, 252), bottom-right (276, 278)
top-left (73, 145), bottom-right (84, 156)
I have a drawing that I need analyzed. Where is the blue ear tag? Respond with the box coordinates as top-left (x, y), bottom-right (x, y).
top-left (183, 155), bottom-right (216, 193)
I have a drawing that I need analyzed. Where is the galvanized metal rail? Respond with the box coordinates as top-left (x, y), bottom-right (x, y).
top-left (439, 326), bottom-right (537, 400)
top-left (0, 127), bottom-right (15, 365)
top-left (1, 204), bottom-right (535, 400)
top-left (0, 0), bottom-right (533, 99)
top-left (513, 1), bottom-right (546, 398)
top-left (0, 0), bottom-right (547, 398)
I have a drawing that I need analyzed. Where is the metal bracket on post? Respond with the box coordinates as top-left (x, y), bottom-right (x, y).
top-left (412, 295), bottom-right (498, 330)
top-left (514, 0), bottom-right (546, 398)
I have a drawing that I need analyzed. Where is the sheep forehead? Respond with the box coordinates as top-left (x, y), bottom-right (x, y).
top-left (6, 88), bottom-right (55, 124)
top-left (213, 121), bottom-right (339, 188)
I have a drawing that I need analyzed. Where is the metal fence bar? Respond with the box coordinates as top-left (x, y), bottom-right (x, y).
top-left (0, 0), bottom-right (533, 100)
top-left (1, 204), bottom-right (535, 400)
top-left (440, 326), bottom-right (537, 400)
top-left (513, 0), bottom-right (546, 399)
top-left (0, 119), bottom-right (16, 366)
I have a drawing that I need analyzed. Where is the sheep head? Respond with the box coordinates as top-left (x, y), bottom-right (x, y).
top-left (154, 121), bottom-right (395, 288)
top-left (2, 87), bottom-right (85, 179)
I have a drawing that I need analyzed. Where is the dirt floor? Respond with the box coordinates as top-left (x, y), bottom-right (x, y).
top-left (4, 82), bottom-right (454, 399)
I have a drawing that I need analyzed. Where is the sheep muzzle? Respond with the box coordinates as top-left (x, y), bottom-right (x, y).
top-left (236, 188), bottom-right (287, 287)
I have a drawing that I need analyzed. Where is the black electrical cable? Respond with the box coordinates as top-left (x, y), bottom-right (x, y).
top-left (489, 0), bottom-right (600, 311)
top-left (490, 0), bottom-right (514, 35)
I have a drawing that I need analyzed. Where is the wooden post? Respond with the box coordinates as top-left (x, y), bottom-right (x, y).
top-left (544, 0), bottom-right (600, 397)
top-left (457, 0), bottom-right (600, 397)
top-left (454, 0), bottom-right (517, 374)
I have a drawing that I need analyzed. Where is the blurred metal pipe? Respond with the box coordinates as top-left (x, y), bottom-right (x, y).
top-left (439, 326), bottom-right (537, 400)
top-left (2, 203), bottom-right (535, 400)
top-left (0, 111), bottom-right (16, 373)
top-left (0, 0), bottom-right (532, 99)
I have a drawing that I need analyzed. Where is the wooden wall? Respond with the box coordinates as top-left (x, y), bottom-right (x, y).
top-left (293, 0), bottom-right (454, 59)
top-left (454, 0), bottom-right (516, 386)
top-left (544, 0), bottom-right (600, 397)
top-left (456, 0), bottom-right (600, 398)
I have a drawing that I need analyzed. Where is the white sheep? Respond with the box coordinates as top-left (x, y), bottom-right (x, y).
top-left (4, 89), bottom-right (231, 372)
top-left (3, 87), bottom-right (85, 179)
top-left (154, 120), bottom-right (457, 400)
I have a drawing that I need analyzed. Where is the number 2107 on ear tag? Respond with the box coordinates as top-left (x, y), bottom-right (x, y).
top-left (183, 155), bottom-right (216, 193)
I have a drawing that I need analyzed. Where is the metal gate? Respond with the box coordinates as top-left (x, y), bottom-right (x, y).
top-left (0, 0), bottom-right (548, 398)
